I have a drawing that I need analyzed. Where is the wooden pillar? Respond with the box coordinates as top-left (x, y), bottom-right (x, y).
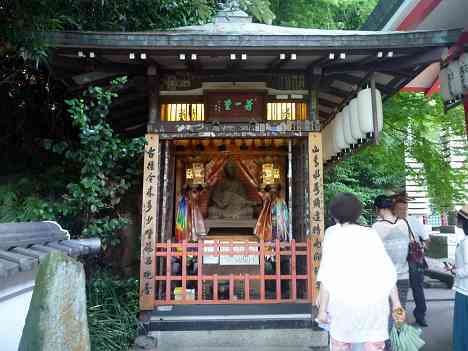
top-left (287, 139), bottom-right (293, 240)
top-left (308, 67), bottom-right (322, 131)
top-left (160, 141), bottom-right (170, 243)
top-left (147, 65), bottom-right (160, 130)
top-left (307, 132), bottom-right (324, 303)
top-left (306, 68), bottom-right (324, 303)
top-left (139, 134), bottom-right (160, 310)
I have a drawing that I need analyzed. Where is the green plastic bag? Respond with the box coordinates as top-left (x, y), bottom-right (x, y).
top-left (390, 323), bottom-right (425, 351)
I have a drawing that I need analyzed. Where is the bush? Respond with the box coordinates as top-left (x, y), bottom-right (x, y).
top-left (86, 271), bottom-right (141, 351)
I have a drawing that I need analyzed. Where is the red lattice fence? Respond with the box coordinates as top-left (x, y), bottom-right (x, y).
top-left (154, 239), bottom-right (314, 305)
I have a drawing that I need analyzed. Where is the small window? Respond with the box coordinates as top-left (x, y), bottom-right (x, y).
top-left (161, 104), bottom-right (205, 122)
top-left (266, 102), bottom-right (307, 121)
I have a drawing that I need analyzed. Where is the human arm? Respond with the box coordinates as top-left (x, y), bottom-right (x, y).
top-left (389, 285), bottom-right (406, 323)
top-left (317, 284), bottom-right (330, 324)
top-left (454, 240), bottom-right (468, 278)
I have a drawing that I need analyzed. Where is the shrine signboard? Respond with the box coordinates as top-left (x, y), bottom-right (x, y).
top-left (308, 133), bottom-right (324, 301)
top-left (139, 134), bottom-right (160, 310)
top-left (203, 240), bottom-right (259, 265)
top-left (206, 92), bottom-right (264, 121)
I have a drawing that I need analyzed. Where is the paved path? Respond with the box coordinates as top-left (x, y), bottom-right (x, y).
top-left (407, 288), bottom-right (454, 351)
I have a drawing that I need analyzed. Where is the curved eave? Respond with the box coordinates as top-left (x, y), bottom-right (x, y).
top-left (43, 28), bottom-right (461, 50)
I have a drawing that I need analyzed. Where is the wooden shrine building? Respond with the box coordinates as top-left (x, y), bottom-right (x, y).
top-left (44, 3), bottom-right (461, 338)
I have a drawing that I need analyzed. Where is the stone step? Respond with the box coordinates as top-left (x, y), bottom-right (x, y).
top-left (150, 329), bottom-right (328, 351)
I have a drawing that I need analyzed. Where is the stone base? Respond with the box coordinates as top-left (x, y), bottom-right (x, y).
top-left (149, 329), bottom-right (328, 351)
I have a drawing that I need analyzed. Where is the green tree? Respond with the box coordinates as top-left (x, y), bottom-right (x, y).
top-left (271, 0), bottom-right (378, 29)
top-left (383, 93), bottom-right (467, 210)
top-left (325, 93), bottom-right (467, 217)
top-left (1, 0), bottom-right (275, 53)
top-left (44, 77), bottom-right (146, 249)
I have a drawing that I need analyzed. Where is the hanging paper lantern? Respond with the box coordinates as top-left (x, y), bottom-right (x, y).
top-left (186, 168), bottom-right (193, 180)
top-left (332, 117), bottom-right (342, 156)
top-left (324, 124), bottom-right (335, 161)
top-left (459, 53), bottom-right (468, 91)
top-left (349, 98), bottom-right (365, 141)
top-left (357, 88), bottom-right (384, 137)
top-left (342, 105), bottom-right (357, 146)
top-left (376, 89), bottom-right (384, 133)
top-left (439, 67), bottom-right (452, 102)
top-left (192, 163), bottom-right (205, 185)
top-left (321, 126), bottom-right (329, 161)
top-left (447, 60), bottom-right (463, 98)
top-left (334, 111), bottom-right (349, 152)
top-left (328, 118), bottom-right (340, 157)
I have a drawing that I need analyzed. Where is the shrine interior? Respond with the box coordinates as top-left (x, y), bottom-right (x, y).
top-left (169, 138), bottom-right (309, 242)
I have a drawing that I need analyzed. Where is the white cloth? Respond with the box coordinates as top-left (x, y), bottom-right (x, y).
top-left (454, 237), bottom-right (468, 296)
top-left (317, 224), bottom-right (397, 343)
top-left (373, 218), bottom-right (410, 280)
top-left (407, 216), bottom-right (429, 241)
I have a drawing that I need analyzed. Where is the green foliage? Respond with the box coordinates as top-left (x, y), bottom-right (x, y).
top-left (44, 77), bottom-right (146, 248)
top-left (1, 0), bottom-right (214, 49)
top-left (87, 270), bottom-right (140, 351)
top-left (324, 132), bottom-right (406, 223)
top-left (240, 0), bottom-right (276, 24)
top-left (325, 92), bottom-right (467, 218)
top-left (383, 93), bottom-right (467, 210)
top-left (0, 169), bottom-right (66, 223)
top-left (1, 0), bottom-right (277, 54)
top-left (271, 0), bottom-right (378, 29)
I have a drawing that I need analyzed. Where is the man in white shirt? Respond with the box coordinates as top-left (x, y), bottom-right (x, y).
top-left (393, 196), bottom-right (429, 327)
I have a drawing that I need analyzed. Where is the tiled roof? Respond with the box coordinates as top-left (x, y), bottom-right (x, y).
top-left (0, 221), bottom-right (100, 280)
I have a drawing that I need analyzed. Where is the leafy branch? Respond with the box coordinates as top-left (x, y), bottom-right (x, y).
top-left (44, 77), bottom-right (146, 248)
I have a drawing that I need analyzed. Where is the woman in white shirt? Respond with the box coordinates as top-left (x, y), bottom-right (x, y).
top-left (452, 204), bottom-right (468, 351)
top-left (372, 196), bottom-right (410, 312)
top-left (317, 193), bottom-right (405, 351)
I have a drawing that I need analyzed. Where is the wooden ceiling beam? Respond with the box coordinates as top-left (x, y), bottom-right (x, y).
top-left (318, 86), bottom-right (349, 99)
top-left (318, 98), bottom-right (339, 109)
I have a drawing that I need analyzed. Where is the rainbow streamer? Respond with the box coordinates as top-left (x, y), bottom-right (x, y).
top-left (175, 194), bottom-right (190, 242)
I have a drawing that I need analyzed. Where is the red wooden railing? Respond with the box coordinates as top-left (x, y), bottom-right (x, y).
top-left (154, 239), bottom-right (314, 305)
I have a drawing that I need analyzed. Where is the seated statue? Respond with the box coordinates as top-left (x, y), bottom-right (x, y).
top-left (208, 161), bottom-right (257, 220)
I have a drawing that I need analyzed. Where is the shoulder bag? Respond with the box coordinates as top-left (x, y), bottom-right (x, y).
top-left (402, 218), bottom-right (428, 271)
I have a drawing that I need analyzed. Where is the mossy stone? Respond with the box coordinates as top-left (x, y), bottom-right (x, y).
top-left (19, 251), bottom-right (90, 351)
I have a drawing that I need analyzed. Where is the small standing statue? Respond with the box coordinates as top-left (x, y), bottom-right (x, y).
top-left (255, 185), bottom-right (289, 242)
top-left (175, 184), bottom-right (207, 242)
top-left (190, 184), bottom-right (207, 239)
top-left (270, 185), bottom-right (289, 242)
top-left (175, 184), bottom-right (191, 242)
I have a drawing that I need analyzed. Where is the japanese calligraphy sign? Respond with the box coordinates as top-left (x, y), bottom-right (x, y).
top-left (308, 132), bottom-right (324, 301)
top-left (139, 133), bottom-right (160, 310)
top-left (206, 92), bottom-right (264, 121)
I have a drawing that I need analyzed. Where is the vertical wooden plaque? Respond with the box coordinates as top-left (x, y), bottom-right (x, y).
top-left (139, 133), bottom-right (160, 310)
top-left (308, 132), bottom-right (324, 302)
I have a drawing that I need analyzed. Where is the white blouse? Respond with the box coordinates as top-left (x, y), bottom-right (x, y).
top-left (318, 223), bottom-right (397, 343)
top-left (454, 237), bottom-right (468, 296)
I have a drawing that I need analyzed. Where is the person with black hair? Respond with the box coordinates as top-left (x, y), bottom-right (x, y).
top-left (393, 195), bottom-right (429, 327)
top-left (452, 204), bottom-right (468, 351)
top-left (372, 195), bottom-right (411, 351)
top-left (317, 193), bottom-right (404, 350)
top-left (372, 195), bottom-right (410, 312)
